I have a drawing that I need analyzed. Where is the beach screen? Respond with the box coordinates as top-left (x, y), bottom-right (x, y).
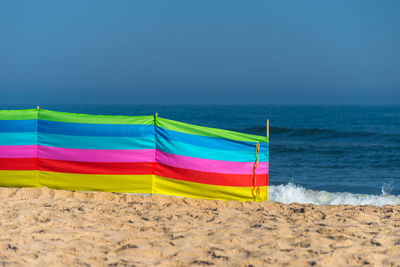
top-left (0, 109), bottom-right (269, 201)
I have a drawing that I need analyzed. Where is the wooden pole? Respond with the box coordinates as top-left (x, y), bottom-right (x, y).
top-left (266, 119), bottom-right (269, 139)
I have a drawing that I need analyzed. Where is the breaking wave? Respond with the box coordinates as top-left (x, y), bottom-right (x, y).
top-left (269, 183), bottom-right (400, 206)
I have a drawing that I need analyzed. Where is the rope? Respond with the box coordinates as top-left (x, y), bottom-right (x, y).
top-left (252, 142), bottom-right (261, 200)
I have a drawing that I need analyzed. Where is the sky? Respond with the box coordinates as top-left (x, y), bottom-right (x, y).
top-left (0, 0), bottom-right (399, 105)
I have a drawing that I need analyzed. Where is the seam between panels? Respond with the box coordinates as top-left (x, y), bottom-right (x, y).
top-left (36, 109), bottom-right (40, 188)
top-left (152, 114), bottom-right (158, 195)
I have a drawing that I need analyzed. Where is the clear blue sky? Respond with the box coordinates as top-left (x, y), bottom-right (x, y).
top-left (1, 0), bottom-right (399, 105)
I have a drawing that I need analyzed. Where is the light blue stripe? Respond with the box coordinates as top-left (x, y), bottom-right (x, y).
top-left (39, 120), bottom-right (154, 137)
top-left (156, 126), bottom-right (268, 151)
top-left (156, 138), bottom-right (268, 162)
top-left (39, 133), bottom-right (155, 150)
top-left (0, 132), bottom-right (37, 145)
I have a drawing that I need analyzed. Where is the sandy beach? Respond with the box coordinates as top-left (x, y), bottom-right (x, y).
top-left (0, 187), bottom-right (399, 266)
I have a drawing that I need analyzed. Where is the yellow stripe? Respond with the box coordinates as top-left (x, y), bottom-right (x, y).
top-left (0, 170), bottom-right (39, 188)
top-left (39, 171), bottom-right (153, 193)
top-left (0, 171), bottom-right (268, 201)
top-left (154, 175), bottom-right (268, 202)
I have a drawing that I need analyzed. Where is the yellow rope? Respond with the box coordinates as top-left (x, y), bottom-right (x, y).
top-left (252, 142), bottom-right (261, 200)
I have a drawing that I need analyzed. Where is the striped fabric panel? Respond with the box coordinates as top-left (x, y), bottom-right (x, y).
top-left (35, 112), bottom-right (156, 190)
top-left (0, 109), bottom-right (269, 201)
top-left (0, 111), bottom-right (39, 188)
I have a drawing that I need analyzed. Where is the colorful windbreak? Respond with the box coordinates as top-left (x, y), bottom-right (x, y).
top-left (0, 109), bottom-right (269, 201)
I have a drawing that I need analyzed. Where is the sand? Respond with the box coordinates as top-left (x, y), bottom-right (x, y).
top-left (0, 188), bottom-right (399, 266)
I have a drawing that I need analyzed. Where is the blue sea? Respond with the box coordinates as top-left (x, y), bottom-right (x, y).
top-left (2, 104), bottom-right (400, 206)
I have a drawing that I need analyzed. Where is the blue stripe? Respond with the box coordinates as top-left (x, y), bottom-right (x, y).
top-left (39, 133), bottom-right (155, 150)
top-left (0, 132), bottom-right (37, 145)
top-left (156, 138), bottom-right (268, 162)
top-left (0, 120), bottom-right (37, 133)
top-left (38, 120), bottom-right (154, 137)
top-left (156, 126), bottom-right (268, 151)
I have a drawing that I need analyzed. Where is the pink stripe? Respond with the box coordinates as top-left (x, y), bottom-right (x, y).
top-left (0, 145), bottom-right (38, 158)
top-left (39, 146), bottom-right (155, 162)
top-left (0, 145), bottom-right (269, 174)
top-left (156, 150), bottom-right (268, 175)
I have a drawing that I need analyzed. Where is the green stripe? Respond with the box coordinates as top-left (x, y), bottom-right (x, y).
top-left (39, 109), bottom-right (154, 125)
top-left (156, 117), bottom-right (268, 143)
top-left (0, 110), bottom-right (267, 142)
top-left (0, 109), bottom-right (38, 120)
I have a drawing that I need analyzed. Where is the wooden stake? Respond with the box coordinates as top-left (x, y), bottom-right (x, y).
top-left (266, 119), bottom-right (269, 139)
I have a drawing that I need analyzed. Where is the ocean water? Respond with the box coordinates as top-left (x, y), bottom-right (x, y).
top-left (2, 104), bottom-right (400, 206)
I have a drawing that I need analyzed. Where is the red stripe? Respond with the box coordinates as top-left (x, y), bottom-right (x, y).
top-left (0, 158), bottom-right (37, 170)
top-left (39, 159), bottom-right (153, 175)
top-left (156, 163), bottom-right (268, 187)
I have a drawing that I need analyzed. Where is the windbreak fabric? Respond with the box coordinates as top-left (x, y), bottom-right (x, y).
top-left (0, 109), bottom-right (269, 201)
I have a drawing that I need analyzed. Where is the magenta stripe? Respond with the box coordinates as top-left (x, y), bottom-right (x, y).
top-left (39, 146), bottom-right (155, 162)
top-left (0, 145), bottom-right (37, 158)
top-left (156, 150), bottom-right (268, 175)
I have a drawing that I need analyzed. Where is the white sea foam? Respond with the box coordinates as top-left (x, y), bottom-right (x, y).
top-left (269, 183), bottom-right (400, 206)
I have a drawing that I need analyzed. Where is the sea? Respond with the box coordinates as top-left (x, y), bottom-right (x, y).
top-left (2, 104), bottom-right (400, 206)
